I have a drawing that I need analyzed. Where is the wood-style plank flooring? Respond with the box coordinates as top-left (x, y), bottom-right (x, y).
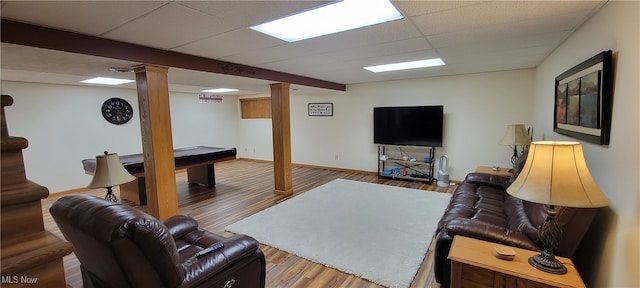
top-left (42, 159), bottom-right (456, 288)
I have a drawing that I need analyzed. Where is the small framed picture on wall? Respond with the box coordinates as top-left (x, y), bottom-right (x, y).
top-left (308, 103), bottom-right (333, 116)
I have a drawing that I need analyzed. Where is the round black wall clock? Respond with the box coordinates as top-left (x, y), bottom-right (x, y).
top-left (101, 97), bottom-right (133, 125)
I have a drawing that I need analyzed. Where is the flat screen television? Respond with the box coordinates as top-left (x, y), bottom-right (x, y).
top-left (373, 105), bottom-right (444, 147)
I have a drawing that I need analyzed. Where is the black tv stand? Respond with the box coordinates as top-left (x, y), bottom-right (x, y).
top-left (377, 145), bottom-right (435, 184)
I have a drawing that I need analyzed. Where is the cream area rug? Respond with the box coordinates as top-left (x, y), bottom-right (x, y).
top-left (225, 179), bottom-right (451, 288)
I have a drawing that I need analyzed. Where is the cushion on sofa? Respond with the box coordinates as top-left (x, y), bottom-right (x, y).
top-left (504, 195), bottom-right (543, 245)
top-left (508, 151), bottom-right (528, 184)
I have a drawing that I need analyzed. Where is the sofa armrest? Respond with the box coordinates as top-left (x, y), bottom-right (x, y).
top-left (464, 173), bottom-right (511, 189)
top-left (179, 234), bottom-right (261, 286)
top-left (444, 218), bottom-right (540, 251)
top-left (163, 215), bottom-right (199, 239)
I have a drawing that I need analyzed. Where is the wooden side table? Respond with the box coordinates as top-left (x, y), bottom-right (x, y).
top-left (476, 165), bottom-right (513, 177)
top-left (448, 236), bottom-right (585, 288)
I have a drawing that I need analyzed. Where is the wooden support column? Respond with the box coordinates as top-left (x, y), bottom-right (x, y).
top-left (270, 83), bottom-right (293, 195)
top-left (133, 64), bottom-right (178, 220)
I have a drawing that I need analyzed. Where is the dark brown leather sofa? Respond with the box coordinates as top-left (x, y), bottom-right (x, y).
top-left (433, 155), bottom-right (599, 288)
top-left (50, 195), bottom-right (265, 288)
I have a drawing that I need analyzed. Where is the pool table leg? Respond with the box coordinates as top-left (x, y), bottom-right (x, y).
top-left (120, 177), bottom-right (146, 205)
top-left (120, 164), bottom-right (214, 206)
top-left (187, 164), bottom-right (215, 187)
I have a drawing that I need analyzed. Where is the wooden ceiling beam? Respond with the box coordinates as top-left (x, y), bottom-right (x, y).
top-left (0, 19), bottom-right (346, 92)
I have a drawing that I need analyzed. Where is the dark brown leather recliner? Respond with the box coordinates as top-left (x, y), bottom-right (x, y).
top-left (433, 154), bottom-right (600, 288)
top-left (49, 195), bottom-right (265, 288)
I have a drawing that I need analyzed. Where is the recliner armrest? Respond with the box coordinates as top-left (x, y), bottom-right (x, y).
top-left (164, 215), bottom-right (199, 239)
top-left (444, 218), bottom-right (540, 251)
top-left (179, 234), bottom-right (261, 286)
top-left (464, 172), bottom-right (511, 189)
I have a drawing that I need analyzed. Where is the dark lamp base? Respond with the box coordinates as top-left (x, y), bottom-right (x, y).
top-left (528, 251), bottom-right (567, 275)
top-left (105, 186), bottom-right (118, 202)
top-left (510, 146), bottom-right (518, 164)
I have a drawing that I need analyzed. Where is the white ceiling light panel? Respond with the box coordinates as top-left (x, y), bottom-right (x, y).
top-left (251, 0), bottom-right (403, 42)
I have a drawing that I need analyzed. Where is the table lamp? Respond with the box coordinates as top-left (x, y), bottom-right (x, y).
top-left (506, 141), bottom-right (609, 274)
top-left (500, 124), bottom-right (531, 164)
top-left (88, 151), bottom-right (135, 202)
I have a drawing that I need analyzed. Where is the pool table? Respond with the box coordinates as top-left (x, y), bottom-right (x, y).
top-left (82, 146), bottom-right (236, 205)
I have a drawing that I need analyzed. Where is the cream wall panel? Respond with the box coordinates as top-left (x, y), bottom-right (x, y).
top-left (289, 69), bottom-right (535, 181)
top-left (235, 70), bottom-right (534, 181)
top-left (1, 81), bottom-right (239, 193)
top-left (170, 93), bottom-right (238, 149)
top-left (236, 96), bottom-right (274, 161)
top-left (531, 2), bottom-right (639, 287)
top-left (1, 71), bottom-right (535, 192)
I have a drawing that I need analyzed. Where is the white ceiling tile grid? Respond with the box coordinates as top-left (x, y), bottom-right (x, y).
top-left (0, 1), bottom-right (607, 95)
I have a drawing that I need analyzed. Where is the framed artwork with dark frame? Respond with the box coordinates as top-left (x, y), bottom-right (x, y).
top-left (554, 50), bottom-right (613, 145)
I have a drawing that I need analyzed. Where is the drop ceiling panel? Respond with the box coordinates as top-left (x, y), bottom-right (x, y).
top-left (2, 69), bottom-right (136, 89)
top-left (257, 54), bottom-right (341, 74)
top-left (310, 69), bottom-right (379, 84)
top-left (221, 44), bottom-right (314, 66)
top-left (347, 49), bottom-right (442, 68)
top-left (447, 56), bottom-right (542, 75)
top-left (425, 10), bottom-right (581, 50)
top-left (1, 1), bottom-right (168, 35)
top-left (411, 1), bottom-right (603, 36)
top-left (444, 50), bottom-right (546, 67)
top-left (292, 61), bottom-right (361, 76)
top-left (307, 49), bottom-right (445, 84)
top-left (438, 45), bottom-right (551, 59)
top-left (169, 67), bottom-right (272, 88)
top-left (295, 19), bottom-right (423, 53)
top-left (334, 64), bottom-right (453, 84)
top-left (1, 44), bottom-right (138, 77)
top-left (0, 1), bottom-right (608, 95)
top-left (177, 1), bottom-right (332, 29)
top-left (411, 2), bottom-right (529, 36)
top-left (324, 37), bottom-right (433, 62)
top-left (429, 28), bottom-right (571, 52)
top-left (174, 28), bottom-right (286, 59)
top-left (103, 2), bottom-right (235, 50)
top-left (168, 68), bottom-right (273, 95)
top-left (394, 1), bottom-right (486, 18)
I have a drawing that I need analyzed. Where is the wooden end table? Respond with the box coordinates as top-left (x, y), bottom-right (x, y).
top-left (448, 236), bottom-right (585, 288)
top-left (476, 165), bottom-right (513, 177)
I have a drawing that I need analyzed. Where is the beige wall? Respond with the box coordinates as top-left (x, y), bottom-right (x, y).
top-left (238, 69), bottom-right (535, 181)
top-left (3, 69), bottom-right (534, 192)
top-left (531, 2), bottom-right (639, 287)
top-left (1, 81), bottom-right (239, 192)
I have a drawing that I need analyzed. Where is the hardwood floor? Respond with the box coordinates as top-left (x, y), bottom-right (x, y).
top-left (42, 159), bottom-right (456, 288)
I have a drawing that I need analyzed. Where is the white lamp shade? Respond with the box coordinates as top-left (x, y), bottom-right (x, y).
top-left (507, 141), bottom-right (609, 208)
top-left (88, 153), bottom-right (135, 188)
top-left (500, 124), bottom-right (531, 146)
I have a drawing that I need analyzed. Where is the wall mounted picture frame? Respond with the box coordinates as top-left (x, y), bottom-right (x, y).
top-left (308, 103), bottom-right (333, 116)
top-left (554, 50), bottom-right (613, 145)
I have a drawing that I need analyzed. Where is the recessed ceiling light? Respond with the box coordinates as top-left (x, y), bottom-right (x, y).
top-left (201, 88), bottom-right (239, 93)
top-left (80, 77), bottom-right (135, 85)
top-left (251, 0), bottom-right (403, 42)
top-left (363, 58), bottom-right (446, 72)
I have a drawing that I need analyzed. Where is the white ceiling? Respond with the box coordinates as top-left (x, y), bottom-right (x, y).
top-left (0, 1), bottom-right (607, 96)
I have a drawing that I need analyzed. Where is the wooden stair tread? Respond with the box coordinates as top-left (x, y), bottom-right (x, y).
top-left (1, 180), bottom-right (49, 207)
top-left (1, 94), bottom-right (14, 107)
top-left (1, 94), bottom-right (69, 286)
top-left (1, 231), bottom-right (73, 275)
top-left (1, 136), bottom-right (29, 151)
